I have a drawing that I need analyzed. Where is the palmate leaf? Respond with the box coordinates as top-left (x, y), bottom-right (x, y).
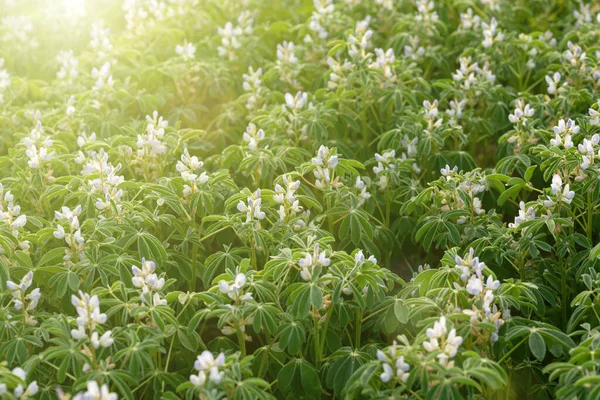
top-left (414, 213), bottom-right (461, 251)
top-left (277, 358), bottom-right (322, 398)
top-left (278, 319), bottom-right (306, 356)
top-left (325, 348), bottom-right (368, 397)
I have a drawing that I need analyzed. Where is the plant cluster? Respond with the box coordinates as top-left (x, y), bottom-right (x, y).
top-left (1, 0), bottom-right (600, 399)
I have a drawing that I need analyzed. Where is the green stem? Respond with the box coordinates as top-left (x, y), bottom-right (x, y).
top-left (518, 252), bottom-right (526, 282)
top-left (354, 309), bottom-right (362, 349)
top-left (318, 305), bottom-right (334, 360)
top-left (587, 188), bottom-right (593, 240)
top-left (560, 254), bottom-right (568, 330)
top-left (236, 322), bottom-right (247, 357)
top-left (190, 243), bottom-right (197, 292)
top-left (313, 312), bottom-right (321, 368)
top-left (499, 335), bottom-right (529, 364)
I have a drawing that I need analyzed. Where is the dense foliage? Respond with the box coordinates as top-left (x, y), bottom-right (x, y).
top-left (1, 0), bottom-right (600, 398)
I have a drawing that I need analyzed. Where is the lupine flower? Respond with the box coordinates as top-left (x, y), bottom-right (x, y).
top-left (354, 177), bottom-right (371, 205)
top-left (509, 201), bottom-right (536, 229)
top-left (175, 39), bottom-right (196, 61)
top-left (554, 118), bottom-right (580, 136)
top-left (508, 100), bottom-right (534, 125)
top-left (299, 243), bottom-right (330, 281)
top-left (573, 3), bottom-right (593, 25)
top-left (423, 315), bottom-right (463, 365)
top-left (219, 272), bottom-right (253, 302)
top-left (312, 146), bottom-right (341, 189)
top-left (564, 41), bottom-right (586, 68)
top-left (545, 72), bottom-right (566, 95)
top-left (242, 66), bottom-right (263, 111)
top-left (91, 62), bottom-right (114, 90)
top-left (283, 91), bottom-right (308, 112)
top-left (237, 189), bottom-right (266, 222)
top-left (446, 98), bottom-right (467, 122)
top-left (414, 0), bottom-right (439, 29)
top-left (90, 20), bottom-right (113, 61)
top-left (54, 205), bottom-right (85, 261)
top-left (137, 110), bottom-right (168, 157)
top-left (481, 18), bottom-right (503, 48)
top-left (56, 50), bottom-right (79, 83)
top-left (326, 57), bottom-right (352, 90)
top-left (374, 0), bottom-right (393, 10)
top-left (277, 41), bottom-right (298, 64)
top-left (6, 271), bottom-right (40, 311)
top-left (0, 58), bottom-right (10, 103)
top-left (274, 175), bottom-right (302, 221)
top-left (0, 183), bottom-right (27, 237)
top-left (440, 164), bottom-right (458, 179)
top-left (217, 22), bottom-right (243, 61)
top-left (70, 290), bottom-right (112, 349)
top-left (1, 15), bottom-right (37, 47)
top-left (190, 351), bottom-right (225, 387)
top-left (348, 17), bottom-right (372, 59)
top-left (10, 367), bottom-right (38, 399)
top-left (369, 48), bottom-right (396, 83)
top-left (423, 99), bottom-right (442, 130)
top-left (23, 121), bottom-right (55, 169)
top-left (378, 344), bottom-right (410, 384)
top-left (404, 35), bottom-right (425, 61)
top-left (176, 149), bottom-right (208, 197)
top-left (242, 123), bottom-right (265, 150)
top-left (132, 258), bottom-right (165, 294)
top-left (549, 174), bottom-right (575, 204)
top-left (73, 381), bottom-right (118, 400)
top-left (460, 8), bottom-right (481, 30)
top-left (454, 248), bottom-right (486, 281)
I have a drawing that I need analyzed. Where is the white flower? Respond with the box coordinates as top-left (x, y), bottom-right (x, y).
top-left (554, 118), bottom-right (580, 136)
top-left (176, 148), bottom-right (208, 197)
top-left (404, 35), bottom-right (425, 61)
top-left (545, 72), bottom-right (566, 95)
top-left (192, 351), bottom-right (225, 386)
top-left (132, 258), bottom-right (165, 296)
top-left (485, 275), bottom-right (500, 290)
top-left (380, 363), bottom-right (393, 382)
top-left (508, 100), bottom-right (534, 125)
top-left (481, 18), bottom-right (503, 48)
top-left (70, 290), bottom-right (108, 341)
top-left (423, 315), bottom-right (463, 365)
top-left (277, 41), bottom-right (298, 64)
top-left (466, 275), bottom-right (483, 295)
top-left (509, 201), bottom-right (536, 229)
top-left (56, 50), bottom-right (79, 83)
top-left (564, 41), bottom-right (586, 67)
top-left (311, 146), bottom-right (341, 189)
top-left (299, 243), bottom-right (330, 281)
top-left (175, 39), bottom-right (196, 61)
top-left (550, 174), bottom-right (575, 204)
top-left (283, 91), bottom-right (308, 111)
top-left (6, 271), bottom-right (40, 311)
top-left (219, 272), bottom-right (253, 302)
top-left (237, 189), bottom-right (266, 222)
top-left (440, 164), bottom-right (458, 178)
top-left (11, 368), bottom-right (38, 398)
top-left (369, 48), bottom-right (396, 82)
top-left (90, 19), bottom-right (113, 61)
top-left (242, 123), bottom-right (265, 150)
top-left (73, 381), bottom-right (118, 400)
top-left (91, 62), bottom-right (114, 90)
top-left (274, 175), bottom-right (302, 221)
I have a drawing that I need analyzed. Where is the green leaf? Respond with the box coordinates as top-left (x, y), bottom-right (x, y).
top-left (529, 331), bottom-right (546, 361)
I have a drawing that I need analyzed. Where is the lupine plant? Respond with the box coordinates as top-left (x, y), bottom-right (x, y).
top-left (1, 0), bottom-right (600, 399)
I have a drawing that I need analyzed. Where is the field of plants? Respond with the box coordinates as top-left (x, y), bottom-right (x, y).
top-left (1, 0), bottom-right (600, 398)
